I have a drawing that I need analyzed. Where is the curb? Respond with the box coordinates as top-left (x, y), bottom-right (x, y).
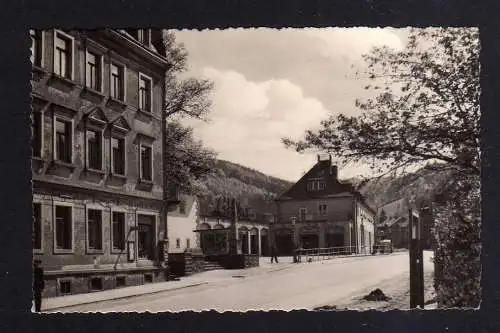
top-left (43, 282), bottom-right (208, 312)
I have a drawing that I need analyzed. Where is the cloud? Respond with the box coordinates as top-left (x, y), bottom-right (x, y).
top-left (175, 28), bottom-right (408, 180)
top-left (184, 68), bottom-right (332, 181)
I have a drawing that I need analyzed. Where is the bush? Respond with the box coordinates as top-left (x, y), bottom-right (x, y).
top-left (432, 175), bottom-right (481, 308)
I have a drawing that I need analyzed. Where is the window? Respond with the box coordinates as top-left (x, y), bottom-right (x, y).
top-left (85, 50), bottom-right (101, 91)
top-left (140, 145), bottom-right (152, 181)
top-left (87, 209), bottom-right (102, 250)
top-left (179, 201), bottom-right (186, 214)
top-left (33, 203), bottom-right (42, 250)
top-left (139, 74), bottom-right (152, 112)
top-left (319, 204), bottom-right (328, 216)
top-left (299, 208), bottom-right (307, 222)
top-left (55, 206), bottom-right (72, 250)
top-left (116, 276), bottom-right (126, 288)
top-left (110, 63), bottom-right (124, 100)
top-left (59, 280), bottom-right (71, 295)
top-left (176, 238), bottom-right (181, 248)
top-left (307, 179), bottom-right (325, 191)
top-left (144, 274), bottom-right (153, 283)
top-left (112, 212), bottom-right (126, 251)
top-left (186, 238), bottom-right (191, 249)
top-left (137, 29), bottom-right (151, 45)
top-left (54, 32), bottom-right (72, 79)
top-left (31, 112), bottom-right (42, 158)
top-left (111, 137), bottom-right (125, 175)
top-left (86, 129), bottom-right (102, 170)
top-left (55, 119), bottom-right (72, 163)
top-left (90, 277), bottom-right (103, 291)
top-left (30, 29), bottom-right (43, 67)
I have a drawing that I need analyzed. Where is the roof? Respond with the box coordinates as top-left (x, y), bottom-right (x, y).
top-left (276, 158), bottom-right (355, 201)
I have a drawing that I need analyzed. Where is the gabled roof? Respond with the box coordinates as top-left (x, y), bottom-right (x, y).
top-left (276, 157), bottom-right (355, 201)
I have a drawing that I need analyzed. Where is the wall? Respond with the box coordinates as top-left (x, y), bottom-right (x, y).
top-left (277, 196), bottom-right (354, 223)
top-left (356, 200), bottom-right (376, 253)
top-left (31, 30), bottom-right (169, 277)
top-left (168, 196), bottom-right (199, 253)
top-left (32, 29), bottom-right (165, 201)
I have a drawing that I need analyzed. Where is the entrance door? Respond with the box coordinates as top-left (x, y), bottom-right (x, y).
top-left (300, 234), bottom-right (319, 249)
top-left (138, 214), bottom-right (155, 260)
top-left (240, 233), bottom-right (249, 254)
top-left (261, 235), bottom-right (269, 255)
top-left (275, 234), bottom-right (293, 255)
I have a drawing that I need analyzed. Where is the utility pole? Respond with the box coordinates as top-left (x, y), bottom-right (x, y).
top-left (409, 206), bottom-right (425, 308)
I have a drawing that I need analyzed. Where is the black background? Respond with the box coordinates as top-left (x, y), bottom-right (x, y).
top-left (0, 0), bottom-right (498, 332)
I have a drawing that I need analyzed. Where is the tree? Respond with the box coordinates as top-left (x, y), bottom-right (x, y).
top-left (283, 28), bottom-right (479, 181)
top-left (283, 28), bottom-right (480, 308)
top-left (161, 30), bottom-right (215, 195)
top-left (165, 121), bottom-right (217, 195)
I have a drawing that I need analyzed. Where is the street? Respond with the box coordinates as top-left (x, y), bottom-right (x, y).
top-left (51, 251), bottom-right (433, 313)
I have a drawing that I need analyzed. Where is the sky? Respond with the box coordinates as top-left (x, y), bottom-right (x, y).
top-left (174, 28), bottom-right (409, 182)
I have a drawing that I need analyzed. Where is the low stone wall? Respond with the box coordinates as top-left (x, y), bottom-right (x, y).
top-left (168, 252), bottom-right (206, 277)
top-left (205, 254), bottom-right (259, 269)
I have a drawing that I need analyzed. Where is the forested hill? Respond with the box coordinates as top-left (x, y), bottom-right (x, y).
top-left (351, 166), bottom-right (452, 220)
top-left (196, 160), bottom-right (294, 217)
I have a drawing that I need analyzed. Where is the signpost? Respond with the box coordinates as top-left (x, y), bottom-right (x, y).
top-left (409, 208), bottom-right (425, 308)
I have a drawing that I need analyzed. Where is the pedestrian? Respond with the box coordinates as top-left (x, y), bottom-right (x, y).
top-left (33, 259), bottom-right (45, 313)
top-left (270, 243), bottom-right (279, 264)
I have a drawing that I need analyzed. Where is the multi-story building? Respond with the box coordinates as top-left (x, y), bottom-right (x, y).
top-left (273, 155), bottom-right (376, 255)
top-left (30, 29), bottom-right (176, 297)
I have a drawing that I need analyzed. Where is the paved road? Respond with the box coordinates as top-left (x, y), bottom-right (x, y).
top-left (56, 251), bottom-right (434, 312)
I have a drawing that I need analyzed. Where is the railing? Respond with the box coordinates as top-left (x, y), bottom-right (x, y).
top-left (295, 246), bottom-right (372, 263)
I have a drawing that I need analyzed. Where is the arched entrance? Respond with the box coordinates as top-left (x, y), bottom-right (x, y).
top-left (260, 228), bottom-right (269, 256)
top-left (238, 226), bottom-right (249, 254)
top-left (274, 228), bottom-right (293, 255)
top-left (250, 228), bottom-right (259, 254)
top-left (299, 226), bottom-right (319, 249)
top-left (213, 224), bottom-right (227, 253)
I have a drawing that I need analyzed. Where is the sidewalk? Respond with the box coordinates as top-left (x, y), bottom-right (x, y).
top-left (41, 279), bottom-right (208, 312)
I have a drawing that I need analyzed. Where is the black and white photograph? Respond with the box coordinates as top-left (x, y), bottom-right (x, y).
top-left (29, 27), bottom-right (480, 313)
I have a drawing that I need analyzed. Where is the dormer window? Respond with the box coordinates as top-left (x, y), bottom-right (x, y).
top-left (307, 179), bottom-right (325, 191)
top-left (137, 29), bottom-right (151, 46)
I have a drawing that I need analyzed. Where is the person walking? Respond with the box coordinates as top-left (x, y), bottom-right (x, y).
top-left (270, 243), bottom-right (279, 264)
top-left (33, 259), bottom-right (45, 312)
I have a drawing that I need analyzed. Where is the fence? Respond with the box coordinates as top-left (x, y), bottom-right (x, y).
top-left (296, 246), bottom-right (373, 263)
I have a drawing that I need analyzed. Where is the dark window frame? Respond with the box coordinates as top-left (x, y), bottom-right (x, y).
top-left (54, 118), bottom-right (72, 164)
top-left (112, 211), bottom-right (126, 252)
top-left (54, 205), bottom-right (72, 252)
top-left (85, 50), bottom-right (102, 91)
top-left (31, 111), bottom-right (43, 158)
top-left (33, 202), bottom-right (42, 251)
top-left (138, 73), bottom-right (152, 112)
top-left (111, 136), bottom-right (126, 176)
top-left (86, 128), bottom-right (103, 170)
top-left (87, 208), bottom-right (103, 251)
top-left (139, 144), bottom-right (153, 181)
top-left (54, 31), bottom-right (73, 79)
top-left (110, 62), bottom-right (125, 101)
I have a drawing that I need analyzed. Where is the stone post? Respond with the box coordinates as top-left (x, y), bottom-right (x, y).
top-left (257, 228), bottom-right (262, 255)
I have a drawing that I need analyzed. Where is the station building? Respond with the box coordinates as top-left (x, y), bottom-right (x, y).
top-left (273, 155), bottom-right (376, 255)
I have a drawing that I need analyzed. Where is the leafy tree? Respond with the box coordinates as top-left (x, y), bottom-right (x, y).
top-left (160, 31), bottom-right (215, 196)
top-left (283, 28), bottom-right (479, 181)
top-left (283, 28), bottom-right (480, 308)
top-left (378, 209), bottom-right (388, 225)
top-left (165, 121), bottom-right (217, 195)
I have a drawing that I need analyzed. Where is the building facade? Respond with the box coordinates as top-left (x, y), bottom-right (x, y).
top-left (273, 155), bottom-right (376, 255)
top-left (30, 29), bottom-right (174, 297)
top-left (167, 195), bottom-right (200, 254)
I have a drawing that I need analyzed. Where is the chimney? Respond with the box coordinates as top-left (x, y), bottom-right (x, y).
top-left (330, 165), bottom-right (338, 179)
